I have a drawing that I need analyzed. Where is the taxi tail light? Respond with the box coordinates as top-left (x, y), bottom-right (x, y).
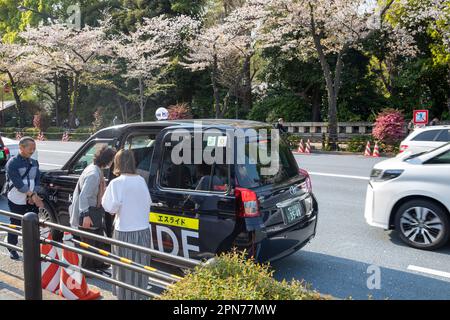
top-left (399, 145), bottom-right (408, 153)
top-left (299, 168), bottom-right (312, 193)
top-left (235, 187), bottom-right (260, 218)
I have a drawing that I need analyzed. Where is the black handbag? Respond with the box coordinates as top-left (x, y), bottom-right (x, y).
top-left (76, 182), bottom-right (105, 230)
top-left (79, 206), bottom-right (105, 230)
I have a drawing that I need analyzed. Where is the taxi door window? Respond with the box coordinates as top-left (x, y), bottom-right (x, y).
top-left (159, 133), bottom-right (229, 192)
top-left (124, 133), bottom-right (156, 184)
top-left (71, 142), bottom-right (114, 175)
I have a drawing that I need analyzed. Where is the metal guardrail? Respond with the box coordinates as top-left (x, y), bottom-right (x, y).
top-left (0, 209), bottom-right (206, 300)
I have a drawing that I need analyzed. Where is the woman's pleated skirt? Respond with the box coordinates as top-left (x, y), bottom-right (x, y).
top-left (112, 227), bottom-right (152, 300)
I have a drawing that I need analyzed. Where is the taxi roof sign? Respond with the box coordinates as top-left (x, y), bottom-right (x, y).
top-left (413, 110), bottom-right (428, 125)
top-left (155, 107), bottom-right (169, 121)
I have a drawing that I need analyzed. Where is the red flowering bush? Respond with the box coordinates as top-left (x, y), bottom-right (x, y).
top-left (167, 103), bottom-right (192, 120)
top-left (372, 108), bottom-right (405, 147)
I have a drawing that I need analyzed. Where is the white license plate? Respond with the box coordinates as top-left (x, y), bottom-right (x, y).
top-left (281, 202), bottom-right (303, 224)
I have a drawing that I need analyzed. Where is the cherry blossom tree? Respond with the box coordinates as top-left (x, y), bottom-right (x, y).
top-left (260, 0), bottom-right (415, 149)
top-left (113, 15), bottom-right (199, 122)
top-left (20, 21), bottom-right (114, 127)
top-left (0, 42), bottom-right (39, 127)
top-left (182, 24), bottom-right (234, 117)
top-left (183, 1), bottom-right (265, 118)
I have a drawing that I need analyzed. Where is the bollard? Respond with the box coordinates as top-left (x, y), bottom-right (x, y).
top-left (22, 212), bottom-right (42, 300)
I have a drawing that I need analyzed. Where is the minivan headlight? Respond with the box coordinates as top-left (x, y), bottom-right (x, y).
top-left (370, 169), bottom-right (404, 182)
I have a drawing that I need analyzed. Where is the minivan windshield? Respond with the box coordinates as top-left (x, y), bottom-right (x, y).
top-left (235, 137), bottom-right (300, 188)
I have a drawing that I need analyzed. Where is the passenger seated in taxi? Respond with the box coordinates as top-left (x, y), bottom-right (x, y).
top-left (195, 164), bottom-right (226, 191)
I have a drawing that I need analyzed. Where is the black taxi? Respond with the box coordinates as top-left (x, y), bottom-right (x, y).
top-left (39, 120), bottom-right (318, 263)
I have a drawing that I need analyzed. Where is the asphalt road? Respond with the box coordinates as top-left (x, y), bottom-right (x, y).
top-left (1, 141), bottom-right (450, 300)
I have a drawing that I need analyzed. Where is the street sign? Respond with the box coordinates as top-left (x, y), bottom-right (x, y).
top-left (155, 107), bottom-right (169, 120)
top-left (413, 110), bottom-right (428, 125)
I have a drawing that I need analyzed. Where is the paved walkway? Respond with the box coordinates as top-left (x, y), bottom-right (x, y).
top-left (0, 269), bottom-right (63, 300)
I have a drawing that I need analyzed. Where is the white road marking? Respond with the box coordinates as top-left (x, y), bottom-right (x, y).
top-left (38, 149), bottom-right (74, 154)
top-left (407, 265), bottom-right (450, 279)
top-left (39, 163), bottom-right (63, 167)
top-left (308, 172), bottom-right (369, 181)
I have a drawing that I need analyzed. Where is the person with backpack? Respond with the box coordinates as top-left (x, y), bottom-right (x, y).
top-left (2, 137), bottom-right (44, 260)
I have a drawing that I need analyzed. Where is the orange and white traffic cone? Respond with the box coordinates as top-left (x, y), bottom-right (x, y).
top-left (15, 131), bottom-right (22, 140)
top-left (297, 139), bottom-right (305, 153)
top-left (37, 131), bottom-right (46, 141)
top-left (372, 142), bottom-right (380, 158)
top-left (305, 139), bottom-right (311, 154)
top-left (59, 232), bottom-right (101, 300)
top-left (61, 132), bottom-right (69, 142)
top-left (364, 141), bottom-right (372, 157)
top-left (41, 228), bottom-right (61, 294)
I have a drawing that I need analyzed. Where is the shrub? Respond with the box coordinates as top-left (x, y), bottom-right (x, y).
top-left (372, 108), bottom-right (405, 146)
top-left (168, 102), bottom-right (192, 120)
top-left (23, 127), bottom-right (39, 136)
top-left (159, 250), bottom-right (326, 300)
top-left (347, 136), bottom-right (374, 153)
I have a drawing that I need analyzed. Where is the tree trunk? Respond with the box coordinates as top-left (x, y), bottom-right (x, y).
top-left (139, 77), bottom-right (144, 122)
top-left (240, 55), bottom-right (253, 115)
top-left (59, 76), bottom-right (70, 124)
top-left (7, 71), bottom-right (24, 128)
top-left (69, 73), bottom-right (79, 129)
top-left (211, 51), bottom-right (221, 119)
top-left (54, 74), bottom-right (60, 126)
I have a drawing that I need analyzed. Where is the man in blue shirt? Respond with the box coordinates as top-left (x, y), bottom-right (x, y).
top-left (4, 137), bottom-right (44, 260)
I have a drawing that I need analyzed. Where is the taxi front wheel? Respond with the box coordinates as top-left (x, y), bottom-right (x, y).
top-left (395, 199), bottom-right (449, 250)
top-left (38, 201), bottom-right (62, 242)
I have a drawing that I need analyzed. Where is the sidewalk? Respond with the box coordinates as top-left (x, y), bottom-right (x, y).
top-left (0, 269), bottom-right (63, 300)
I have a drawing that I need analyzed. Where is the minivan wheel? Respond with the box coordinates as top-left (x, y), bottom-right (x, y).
top-left (395, 200), bottom-right (449, 250)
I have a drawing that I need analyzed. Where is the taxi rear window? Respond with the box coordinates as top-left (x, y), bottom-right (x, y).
top-left (235, 137), bottom-right (299, 188)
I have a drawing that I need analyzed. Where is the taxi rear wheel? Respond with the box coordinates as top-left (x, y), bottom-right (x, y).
top-left (395, 199), bottom-right (449, 250)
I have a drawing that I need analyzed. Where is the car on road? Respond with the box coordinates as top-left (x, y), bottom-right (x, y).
top-left (38, 120), bottom-right (318, 264)
top-left (0, 136), bottom-right (39, 190)
top-left (399, 125), bottom-right (450, 155)
top-left (0, 136), bottom-right (11, 188)
top-left (365, 142), bottom-right (450, 250)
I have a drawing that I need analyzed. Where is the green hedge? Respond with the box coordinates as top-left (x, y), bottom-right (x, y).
top-left (0, 126), bottom-right (94, 141)
top-left (159, 251), bottom-right (326, 300)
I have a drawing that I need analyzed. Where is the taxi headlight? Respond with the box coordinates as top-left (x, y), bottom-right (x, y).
top-left (371, 169), bottom-right (404, 182)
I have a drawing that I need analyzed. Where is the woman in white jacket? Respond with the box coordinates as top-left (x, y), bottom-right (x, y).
top-left (101, 149), bottom-right (152, 300)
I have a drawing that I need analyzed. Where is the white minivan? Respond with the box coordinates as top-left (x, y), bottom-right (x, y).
top-left (365, 143), bottom-right (450, 250)
top-left (399, 125), bottom-right (450, 155)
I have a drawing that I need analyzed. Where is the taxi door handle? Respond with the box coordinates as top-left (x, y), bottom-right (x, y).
top-left (152, 202), bottom-right (164, 207)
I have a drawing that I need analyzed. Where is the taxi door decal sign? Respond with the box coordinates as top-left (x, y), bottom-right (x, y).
top-left (149, 212), bottom-right (200, 259)
top-left (149, 212), bottom-right (199, 230)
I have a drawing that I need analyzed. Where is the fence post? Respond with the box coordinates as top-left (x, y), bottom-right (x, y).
top-left (22, 212), bottom-right (42, 300)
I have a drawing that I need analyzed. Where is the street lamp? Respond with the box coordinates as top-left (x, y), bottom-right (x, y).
top-left (17, 5), bottom-right (57, 23)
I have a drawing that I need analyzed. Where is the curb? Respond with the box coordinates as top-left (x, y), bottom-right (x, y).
top-left (292, 150), bottom-right (395, 157)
